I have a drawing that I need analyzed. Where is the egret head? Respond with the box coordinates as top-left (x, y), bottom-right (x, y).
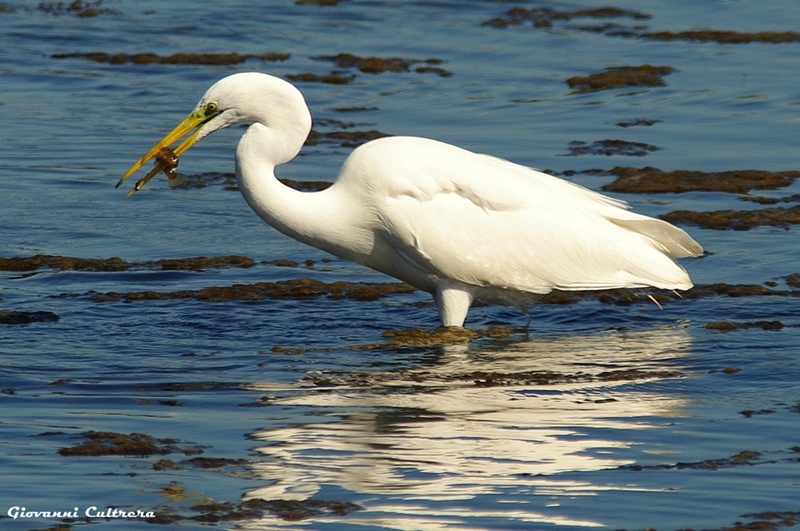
top-left (116, 94), bottom-right (224, 197)
top-left (117, 72), bottom-right (310, 197)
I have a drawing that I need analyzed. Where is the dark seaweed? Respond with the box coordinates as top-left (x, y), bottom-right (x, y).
top-left (567, 139), bottom-right (658, 156)
top-left (52, 52), bottom-right (289, 65)
top-left (0, 310), bottom-right (59, 324)
top-left (58, 431), bottom-right (193, 457)
top-left (602, 167), bottom-right (800, 194)
top-left (567, 65), bottom-right (674, 93)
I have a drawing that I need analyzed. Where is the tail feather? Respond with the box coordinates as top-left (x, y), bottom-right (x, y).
top-left (610, 217), bottom-right (704, 258)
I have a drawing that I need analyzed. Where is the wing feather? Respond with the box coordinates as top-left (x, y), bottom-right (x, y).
top-left (341, 136), bottom-right (702, 295)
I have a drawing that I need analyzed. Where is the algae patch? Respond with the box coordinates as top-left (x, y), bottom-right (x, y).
top-left (39, 0), bottom-right (117, 17)
top-left (52, 52), bottom-right (290, 65)
top-left (333, 325), bottom-right (515, 351)
top-left (58, 431), bottom-right (200, 457)
top-left (286, 72), bottom-right (355, 85)
top-left (0, 310), bottom-right (59, 325)
top-left (567, 139), bottom-right (658, 156)
top-left (382, 326), bottom-right (479, 347)
top-left (601, 167), bottom-right (800, 194)
top-left (481, 6), bottom-right (650, 29)
top-left (467, 368), bottom-right (683, 387)
top-left (300, 364), bottom-right (683, 389)
top-left (145, 495), bottom-right (360, 524)
top-left (186, 498), bottom-right (360, 523)
top-left (705, 321), bottom-right (786, 332)
top-left (663, 206), bottom-right (800, 231)
top-left (287, 53), bottom-right (452, 85)
top-left (482, 5), bottom-right (800, 45)
top-left (296, 0), bottom-right (349, 4)
top-left (0, 254), bottom-right (255, 272)
top-left (0, 254), bottom-right (129, 272)
top-left (620, 450), bottom-right (766, 471)
top-left (641, 29), bottom-right (800, 44)
top-left (156, 171), bottom-right (332, 193)
top-left (594, 166), bottom-right (800, 230)
top-left (306, 128), bottom-right (391, 148)
top-left (153, 457), bottom-right (249, 471)
top-left (85, 278), bottom-right (415, 303)
top-left (154, 255), bottom-right (255, 271)
top-left (567, 65), bottom-right (674, 93)
top-left (616, 118), bottom-right (661, 128)
top-left (315, 53), bottom-right (452, 76)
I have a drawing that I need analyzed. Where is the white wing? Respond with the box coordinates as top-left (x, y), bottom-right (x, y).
top-left (340, 136), bottom-right (702, 296)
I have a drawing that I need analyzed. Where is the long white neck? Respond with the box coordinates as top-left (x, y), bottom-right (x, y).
top-left (234, 122), bottom-right (372, 262)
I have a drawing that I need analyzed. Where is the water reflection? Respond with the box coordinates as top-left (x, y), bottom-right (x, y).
top-left (242, 325), bottom-right (692, 529)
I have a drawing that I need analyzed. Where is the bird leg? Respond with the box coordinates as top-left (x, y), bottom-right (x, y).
top-left (435, 285), bottom-right (473, 327)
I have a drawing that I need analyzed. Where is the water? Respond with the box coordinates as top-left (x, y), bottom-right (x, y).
top-left (2, 1), bottom-right (800, 529)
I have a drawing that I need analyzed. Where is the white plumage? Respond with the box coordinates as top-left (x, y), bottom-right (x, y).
top-left (120, 72), bottom-right (703, 327)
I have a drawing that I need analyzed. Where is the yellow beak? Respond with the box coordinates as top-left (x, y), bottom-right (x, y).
top-left (117, 108), bottom-right (218, 198)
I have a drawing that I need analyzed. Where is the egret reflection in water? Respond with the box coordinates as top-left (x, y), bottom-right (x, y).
top-left (242, 325), bottom-right (692, 529)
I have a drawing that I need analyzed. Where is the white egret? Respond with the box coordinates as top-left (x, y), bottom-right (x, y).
top-left (118, 72), bottom-right (703, 327)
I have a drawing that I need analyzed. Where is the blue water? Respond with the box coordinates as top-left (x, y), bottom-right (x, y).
top-left (2, 1), bottom-right (800, 529)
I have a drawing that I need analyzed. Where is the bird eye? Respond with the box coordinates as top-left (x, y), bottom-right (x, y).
top-left (205, 101), bottom-right (219, 115)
